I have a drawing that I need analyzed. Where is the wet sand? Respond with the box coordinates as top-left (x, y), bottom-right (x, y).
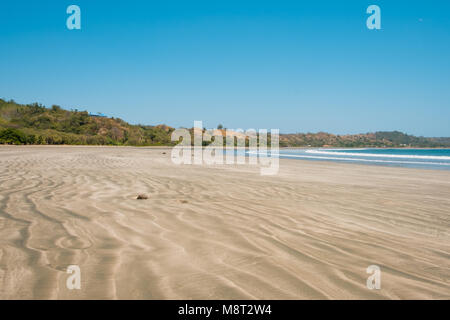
top-left (0, 146), bottom-right (448, 299)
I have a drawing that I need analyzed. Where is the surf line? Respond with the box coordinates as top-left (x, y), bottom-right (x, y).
top-left (247, 151), bottom-right (450, 166)
top-left (305, 149), bottom-right (450, 161)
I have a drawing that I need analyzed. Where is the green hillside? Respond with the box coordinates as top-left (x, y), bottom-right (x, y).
top-left (0, 99), bottom-right (448, 147)
top-left (0, 99), bottom-right (174, 146)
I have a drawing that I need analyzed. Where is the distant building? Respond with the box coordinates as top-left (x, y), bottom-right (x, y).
top-left (89, 112), bottom-right (107, 118)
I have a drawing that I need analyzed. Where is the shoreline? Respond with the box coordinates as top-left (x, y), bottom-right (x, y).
top-left (2, 144), bottom-right (449, 172)
top-left (2, 144), bottom-right (450, 149)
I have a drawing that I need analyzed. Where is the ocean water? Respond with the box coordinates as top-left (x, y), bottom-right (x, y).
top-left (256, 148), bottom-right (450, 170)
top-left (240, 148), bottom-right (450, 170)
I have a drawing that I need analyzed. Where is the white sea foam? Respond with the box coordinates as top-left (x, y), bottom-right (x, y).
top-left (247, 151), bottom-right (450, 166)
top-left (304, 149), bottom-right (450, 161)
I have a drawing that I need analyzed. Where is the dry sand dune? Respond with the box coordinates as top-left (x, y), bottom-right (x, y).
top-left (0, 146), bottom-right (449, 299)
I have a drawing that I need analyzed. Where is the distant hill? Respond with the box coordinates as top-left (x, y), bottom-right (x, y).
top-left (429, 137), bottom-right (450, 146)
top-left (0, 99), bottom-right (449, 147)
top-left (279, 131), bottom-right (450, 148)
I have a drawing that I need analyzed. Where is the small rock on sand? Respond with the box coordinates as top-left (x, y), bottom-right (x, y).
top-left (137, 194), bottom-right (148, 200)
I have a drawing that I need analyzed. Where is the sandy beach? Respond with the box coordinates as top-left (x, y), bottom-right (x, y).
top-left (0, 146), bottom-right (448, 299)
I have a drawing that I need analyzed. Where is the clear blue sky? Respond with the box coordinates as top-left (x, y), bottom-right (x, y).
top-left (1, 0), bottom-right (449, 136)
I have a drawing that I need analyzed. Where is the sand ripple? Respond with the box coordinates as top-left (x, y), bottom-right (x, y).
top-left (0, 146), bottom-right (449, 299)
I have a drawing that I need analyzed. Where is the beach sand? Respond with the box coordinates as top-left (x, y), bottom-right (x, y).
top-left (0, 146), bottom-right (448, 299)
